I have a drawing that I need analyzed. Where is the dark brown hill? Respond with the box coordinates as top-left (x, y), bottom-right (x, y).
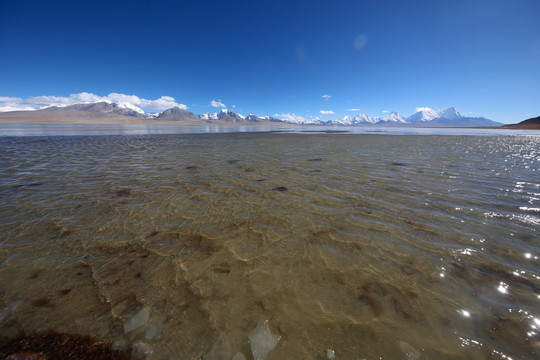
top-left (156, 107), bottom-right (200, 122)
top-left (503, 116), bottom-right (540, 129)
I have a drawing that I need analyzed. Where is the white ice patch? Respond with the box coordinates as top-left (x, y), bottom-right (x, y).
top-left (248, 320), bottom-right (281, 360)
top-left (124, 306), bottom-right (150, 334)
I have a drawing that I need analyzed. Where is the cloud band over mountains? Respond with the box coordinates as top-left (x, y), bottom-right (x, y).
top-left (0, 92), bottom-right (186, 113)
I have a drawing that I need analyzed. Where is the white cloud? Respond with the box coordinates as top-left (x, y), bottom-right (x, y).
top-left (354, 34), bottom-right (368, 50)
top-left (142, 95), bottom-right (184, 110)
top-left (322, 94), bottom-right (331, 101)
top-left (0, 92), bottom-right (186, 113)
top-left (274, 113), bottom-right (321, 124)
top-left (382, 110), bottom-right (389, 113)
top-left (415, 107), bottom-right (434, 112)
top-left (347, 108), bottom-right (361, 112)
top-left (210, 99), bottom-right (226, 108)
top-left (274, 113), bottom-right (306, 122)
top-left (320, 110), bottom-right (334, 115)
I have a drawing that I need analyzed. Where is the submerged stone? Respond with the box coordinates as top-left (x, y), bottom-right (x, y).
top-left (273, 186), bottom-right (288, 192)
top-left (124, 306), bottom-right (150, 334)
top-left (232, 352), bottom-right (246, 360)
top-left (145, 322), bottom-right (163, 340)
top-left (131, 340), bottom-right (152, 360)
top-left (391, 162), bottom-right (408, 166)
top-left (399, 340), bottom-right (421, 359)
top-left (248, 320), bottom-right (281, 360)
top-left (111, 188), bottom-right (132, 196)
top-left (203, 332), bottom-right (232, 360)
top-left (326, 349), bottom-right (336, 359)
top-left (111, 340), bottom-right (127, 351)
top-left (0, 301), bottom-right (21, 325)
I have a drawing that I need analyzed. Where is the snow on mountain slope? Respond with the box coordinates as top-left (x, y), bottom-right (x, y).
top-left (372, 112), bottom-right (407, 123)
top-left (406, 107), bottom-right (439, 122)
top-left (438, 106), bottom-right (462, 120)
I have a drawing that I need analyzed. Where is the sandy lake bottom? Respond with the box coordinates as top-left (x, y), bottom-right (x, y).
top-left (0, 132), bottom-right (539, 359)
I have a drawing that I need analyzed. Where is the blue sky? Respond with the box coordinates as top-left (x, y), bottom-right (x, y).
top-left (1, 0), bottom-right (539, 123)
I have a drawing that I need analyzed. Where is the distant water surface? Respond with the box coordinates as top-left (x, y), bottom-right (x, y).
top-left (1, 123), bottom-right (540, 137)
top-left (0, 132), bottom-right (538, 359)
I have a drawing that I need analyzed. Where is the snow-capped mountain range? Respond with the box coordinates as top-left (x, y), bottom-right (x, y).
top-left (330, 112), bottom-right (407, 125)
top-left (176, 108), bottom-right (283, 123)
top-left (0, 102), bottom-right (502, 127)
top-left (299, 106), bottom-right (500, 127)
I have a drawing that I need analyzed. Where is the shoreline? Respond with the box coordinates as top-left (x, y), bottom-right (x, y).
top-left (0, 118), bottom-right (538, 130)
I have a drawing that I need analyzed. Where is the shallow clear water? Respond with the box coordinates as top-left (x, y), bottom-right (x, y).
top-left (0, 132), bottom-right (539, 359)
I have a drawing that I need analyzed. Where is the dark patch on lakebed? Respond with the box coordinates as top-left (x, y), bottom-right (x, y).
top-left (12, 182), bottom-right (48, 189)
top-left (111, 188), bottom-right (131, 197)
top-left (0, 332), bottom-right (130, 360)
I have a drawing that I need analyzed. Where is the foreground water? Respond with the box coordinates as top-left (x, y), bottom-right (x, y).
top-left (0, 132), bottom-right (538, 359)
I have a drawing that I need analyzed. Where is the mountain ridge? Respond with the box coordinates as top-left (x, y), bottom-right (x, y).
top-left (502, 115), bottom-right (540, 129)
top-left (0, 103), bottom-right (505, 127)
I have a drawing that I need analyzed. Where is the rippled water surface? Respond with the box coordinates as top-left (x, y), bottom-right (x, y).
top-left (0, 132), bottom-right (539, 359)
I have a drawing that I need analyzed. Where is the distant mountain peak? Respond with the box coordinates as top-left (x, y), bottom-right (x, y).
top-left (157, 107), bottom-right (199, 121)
top-left (44, 101), bottom-right (149, 118)
top-left (373, 112), bottom-right (406, 123)
top-left (438, 106), bottom-right (462, 120)
top-left (407, 107), bottom-right (439, 122)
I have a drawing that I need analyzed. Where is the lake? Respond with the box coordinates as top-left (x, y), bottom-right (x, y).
top-left (0, 126), bottom-right (539, 359)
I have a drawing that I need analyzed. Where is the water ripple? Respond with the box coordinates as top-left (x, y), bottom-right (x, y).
top-left (0, 133), bottom-right (539, 359)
